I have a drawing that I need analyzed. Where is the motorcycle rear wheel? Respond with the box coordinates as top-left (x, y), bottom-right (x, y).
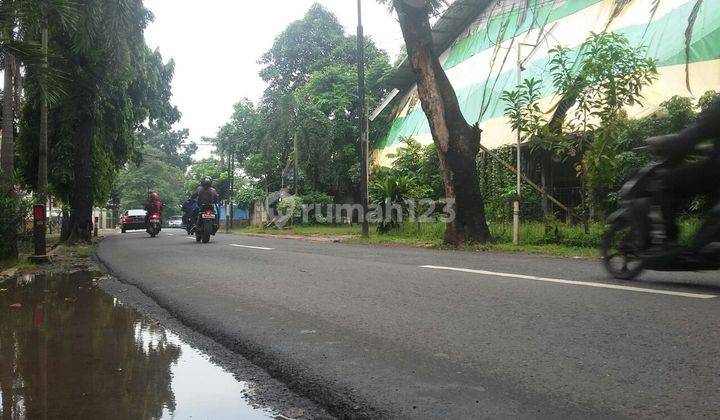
top-left (201, 221), bottom-right (211, 243)
top-left (601, 219), bottom-right (645, 280)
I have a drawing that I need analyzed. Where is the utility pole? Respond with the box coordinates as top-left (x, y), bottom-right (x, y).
top-left (293, 134), bottom-right (299, 195)
top-left (513, 45), bottom-right (523, 246)
top-left (357, 0), bottom-right (369, 238)
top-left (226, 139), bottom-right (236, 233)
top-left (512, 40), bottom-right (549, 245)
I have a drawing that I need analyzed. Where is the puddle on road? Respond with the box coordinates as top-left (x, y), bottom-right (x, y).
top-left (0, 272), bottom-right (275, 419)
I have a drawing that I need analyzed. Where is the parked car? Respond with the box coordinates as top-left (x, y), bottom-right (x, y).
top-left (121, 209), bottom-right (146, 233)
top-left (167, 215), bottom-right (183, 228)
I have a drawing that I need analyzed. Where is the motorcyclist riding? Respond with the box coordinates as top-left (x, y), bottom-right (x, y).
top-left (144, 192), bottom-right (163, 227)
top-left (189, 177), bottom-right (218, 232)
top-left (181, 197), bottom-right (198, 232)
top-left (645, 96), bottom-right (720, 254)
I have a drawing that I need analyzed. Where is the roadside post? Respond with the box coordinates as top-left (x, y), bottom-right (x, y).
top-left (30, 204), bottom-right (49, 263)
top-left (94, 216), bottom-right (99, 237)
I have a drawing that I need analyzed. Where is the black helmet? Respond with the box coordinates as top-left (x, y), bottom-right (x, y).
top-left (201, 177), bottom-right (212, 188)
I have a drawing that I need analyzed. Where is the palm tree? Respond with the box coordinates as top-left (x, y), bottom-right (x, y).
top-left (0, 1), bottom-right (20, 260)
top-left (24, 0), bottom-right (78, 199)
top-left (0, 0), bottom-right (77, 259)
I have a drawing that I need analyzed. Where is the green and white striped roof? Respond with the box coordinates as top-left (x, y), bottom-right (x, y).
top-left (375, 0), bottom-right (720, 166)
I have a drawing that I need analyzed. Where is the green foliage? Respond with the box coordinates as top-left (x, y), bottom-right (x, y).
top-left (17, 0), bottom-right (179, 210)
top-left (370, 171), bottom-right (417, 233)
top-left (477, 147), bottom-right (544, 222)
top-left (185, 159), bottom-right (228, 198)
top-left (115, 146), bottom-right (186, 216)
top-left (374, 137), bottom-right (444, 199)
top-left (235, 187), bottom-right (265, 210)
top-left (515, 32), bottom-right (659, 217)
top-left (299, 191), bottom-right (334, 224)
top-left (259, 4), bottom-right (345, 95)
top-left (276, 195), bottom-right (303, 225)
top-left (0, 193), bottom-right (30, 257)
top-left (376, 0), bottom-right (448, 15)
top-left (221, 4), bottom-right (392, 200)
top-left (698, 90), bottom-right (719, 113)
top-left (599, 93), bottom-right (713, 210)
top-left (549, 32), bottom-right (658, 132)
top-left (138, 126), bottom-right (196, 171)
top-left (501, 77), bottom-right (547, 141)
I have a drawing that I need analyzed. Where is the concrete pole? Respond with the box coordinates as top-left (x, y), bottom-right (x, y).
top-left (357, 0), bottom-right (369, 238)
top-left (513, 45), bottom-right (522, 245)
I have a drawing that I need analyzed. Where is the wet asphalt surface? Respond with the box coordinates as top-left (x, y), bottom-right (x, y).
top-left (97, 230), bottom-right (720, 419)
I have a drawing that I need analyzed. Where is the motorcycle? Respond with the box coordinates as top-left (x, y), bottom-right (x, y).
top-left (181, 199), bottom-right (198, 236)
top-left (600, 144), bottom-right (720, 280)
top-left (146, 211), bottom-right (162, 238)
top-left (195, 204), bottom-right (218, 244)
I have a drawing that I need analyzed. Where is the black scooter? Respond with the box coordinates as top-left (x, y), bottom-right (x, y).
top-left (600, 144), bottom-right (720, 279)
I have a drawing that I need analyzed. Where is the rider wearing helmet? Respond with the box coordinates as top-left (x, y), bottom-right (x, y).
top-left (646, 96), bottom-right (720, 253)
top-left (189, 177), bottom-right (219, 231)
top-left (191, 177), bottom-right (219, 207)
top-left (144, 191), bottom-right (163, 227)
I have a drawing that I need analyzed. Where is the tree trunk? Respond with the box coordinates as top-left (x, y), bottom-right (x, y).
top-left (1, 27), bottom-right (18, 260)
top-left (37, 20), bottom-right (49, 199)
top-left (394, 0), bottom-right (491, 245)
top-left (66, 113), bottom-right (95, 244)
top-left (1, 41), bottom-right (15, 190)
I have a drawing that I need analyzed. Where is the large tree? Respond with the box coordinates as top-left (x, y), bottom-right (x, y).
top-left (258, 3), bottom-right (345, 96)
top-left (0, 0), bottom-right (78, 259)
top-left (234, 4), bottom-right (392, 199)
top-left (387, 0), bottom-right (491, 244)
top-left (17, 1), bottom-right (178, 243)
top-left (294, 36), bottom-right (391, 198)
top-left (138, 126), bottom-right (196, 172)
top-left (116, 146), bottom-right (186, 217)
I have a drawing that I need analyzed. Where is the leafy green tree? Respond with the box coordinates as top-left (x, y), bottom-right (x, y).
top-left (501, 77), bottom-right (547, 143)
top-left (228, 4), bottom-right (392, 201)
top-left (0, 0), bottom-right (80, 259)
top-left (138, 126), bottom-right (196, 172)
top-left (376, 137), bottom-right (443, 200)
top-left (185, 158), bottom-right (228, 198)
top-left (17, 1), bottom-right (179, 243)
top-left (116, 147), bottom-right (186, 216)
top-left (235, 186), bottom-right (265, 210)
top-left (293, 36), bottom-right (391, 198)
top-left (258, 3), bottom-right (345, 95)
top-left (542, 32), bottom-right (657, 217)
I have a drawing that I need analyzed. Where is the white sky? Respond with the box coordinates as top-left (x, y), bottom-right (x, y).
top-left (143, 0), bottom-right (405, 157)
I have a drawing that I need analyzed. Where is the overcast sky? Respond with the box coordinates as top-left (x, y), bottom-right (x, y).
top-left (143, 0), bottom-right (404, 156)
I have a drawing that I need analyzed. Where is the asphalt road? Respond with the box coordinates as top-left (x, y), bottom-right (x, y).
top-left (97, 230), bottom-right (720, 419)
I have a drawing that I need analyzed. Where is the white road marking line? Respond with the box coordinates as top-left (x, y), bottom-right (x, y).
top-left (166, 233), bottom-right (174, 236)
top-left (230, 244), bottom-right (274, 251)
top-left (420, 265), bottom-right (717, 299)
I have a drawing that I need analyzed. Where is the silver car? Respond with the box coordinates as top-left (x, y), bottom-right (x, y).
top-left (167, 215), bottom-right (183, 228)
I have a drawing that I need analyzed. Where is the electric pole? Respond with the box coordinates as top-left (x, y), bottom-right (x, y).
top-left (513, 45), bottom-right (522, 246)
top-left (226, 139), bottom-right (236, 233)
top-left (357, 0), bottom-right (369, 238)
top-left (512, 40), bottom-right (548, 245)
top-left (293, 133), bottom-right (299, 195)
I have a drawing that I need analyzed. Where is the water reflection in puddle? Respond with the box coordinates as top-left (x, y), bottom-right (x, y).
top-left (0, 273), bottom-right (274, 419)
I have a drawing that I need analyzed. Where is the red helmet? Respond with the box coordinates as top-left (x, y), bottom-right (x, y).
top-left (148, 192), bottom-right (159, 201)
